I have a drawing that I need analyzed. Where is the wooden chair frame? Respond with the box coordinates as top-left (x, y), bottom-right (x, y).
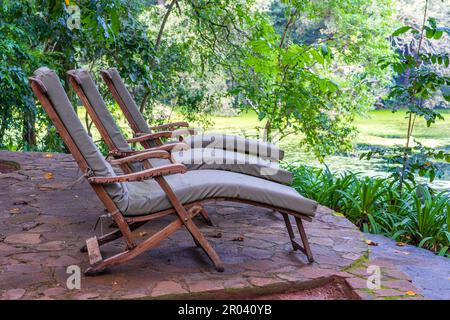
top-left (30, 75), bottom-right (314, 277)
top-left (100, 70), bottom-right (194, 149)
top-left (67, 71), bottom-right (213, 227)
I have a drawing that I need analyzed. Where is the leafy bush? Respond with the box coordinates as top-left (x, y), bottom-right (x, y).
top-left (399, 186), bottom-right (450, 254)
top-left (288, 164), bottom-right (450, 257)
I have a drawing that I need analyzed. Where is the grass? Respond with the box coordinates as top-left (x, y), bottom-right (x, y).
top-left (78, 107), bottom-right (450, 150)
top-left (77, 107), bottom-right (450, 189)
top-left (203, 109), bottom-right (450, 150)
top-left (354, 110), bottom-right (450, 149)
top-left (200, 109), bottom-right (450, 189)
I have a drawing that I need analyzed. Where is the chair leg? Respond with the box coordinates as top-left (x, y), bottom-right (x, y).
top-left (85, 214), bottom-right (187, 275)
top-left (295, 217), bottom-right (314, 263)
top-left (155, 176), bottom-right (224, 272)
top-left (199, 207), bottom-right (214, 226)
top-left (80, 221), bottom-right (147, 252)
top-left (183, 218), bottom-right (224, 272)
top-left (281, 213), bottom-right (298, 251)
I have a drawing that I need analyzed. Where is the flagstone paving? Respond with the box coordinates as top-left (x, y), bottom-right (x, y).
top-left (0, 151), bottom-right (424, 300)
top-left (365, 234), bottom-right (450, 300)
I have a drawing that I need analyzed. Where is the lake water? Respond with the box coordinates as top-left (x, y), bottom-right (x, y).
top-left (281, 151), bottom-right (450, 191)
top-left (205, 110), bottom-right (450, 191)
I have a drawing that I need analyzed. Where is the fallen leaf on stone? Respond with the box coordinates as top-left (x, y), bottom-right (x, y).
top-left (139, 231), bottom-right (147, 237)
top-left (232, 236), bottom-right (245, 242)
top-left (396, 242), bottom-right (407, 247)
top-left (43, 173), bottom-right (54, 180)
top-left (209, 232), bottom-right (222, 238)
top-left (9, 208), bottom-right (21, 214)
top-left (44, 153), bottom-right (54, 158)
top-left (405, 291), bottom-right (416, 296)
top-left (365, 240), bottom-right (378, 246)
top-left (333, 212), bottom-right (345, 217)
top-left (38, 182), bottom-right (67, 191)
top-left (111, 280), bottom-right (123, 290)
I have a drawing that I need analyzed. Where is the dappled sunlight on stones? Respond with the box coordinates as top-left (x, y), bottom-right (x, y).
top-left (383, 280), bottom-right (418, 293)
top-left (310, 237), bottom-right (334, 246)
top-left (188, 280), bottom-right (224, 293)
top-left (223, 278), bottom-right (250, 289)
top-left (4, 233), bottom-right (42, 245)
top-left (6, 263), bottom-right (42, 273)
top-left (43, 286), bottom-right (67, 297)
top-left (2, 288), bottom-right (26, 300)
top-left (249, 277), bottom-right (280, 287)
top-left (71, 292), bottom-right (100, 300)
top-left (36, 241), bottom-right (66, 251)
top-left (46, 255), bottom-right (79, 267)
top-left (342, 253), bottom-right (361, 261)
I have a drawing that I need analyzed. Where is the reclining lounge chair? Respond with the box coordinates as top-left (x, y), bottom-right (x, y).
top-left (101, 67), bottom-right (284, 162)
top-left (30, 67), bottom-right (317, 275)
top-left (67, 68), bottom-right (293, 185)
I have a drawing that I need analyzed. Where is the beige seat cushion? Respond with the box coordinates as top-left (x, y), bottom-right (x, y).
top-left (123, 170), bottom-right (317, 217)
top-left (181, 133), bottom-right (284, 161)
top-left (171, 148), bottom-right (292, 185)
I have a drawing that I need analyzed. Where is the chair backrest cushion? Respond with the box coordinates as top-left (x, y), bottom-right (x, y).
top-left (33, 67), bottom-right (129, 211)
top-left (68, 69), bottom-right (144, 172)
top-left (69, 69), bottom-right (133, 153)
top-left (104, 68), bottom-right (152, 134)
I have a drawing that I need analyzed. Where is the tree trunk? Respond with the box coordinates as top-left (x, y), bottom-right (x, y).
top-left (22, 110), bottom-right (37, 148)
top-left (141, 0), bottom-right (177, 115)
top-left (263, 119), bottom-right (272, 142)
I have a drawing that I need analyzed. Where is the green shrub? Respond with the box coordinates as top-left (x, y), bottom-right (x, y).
top-left (288, 164), bottom-right (449, 257)
top-left (399, 186), bottom-right (450, 254)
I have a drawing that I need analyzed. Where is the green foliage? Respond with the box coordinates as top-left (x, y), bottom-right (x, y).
top-left (231, 0), bottom-right (395, 159)
top-left (337, 176), bottom-right (390, 232)
top-left (363, 14), bottom-right (450, 192)
top-left (289, 164), bottom-right (450, 257)
top-left (0, 0), bottom-right (137, 151)
top-left (399, 185), bottom-right (450, 252)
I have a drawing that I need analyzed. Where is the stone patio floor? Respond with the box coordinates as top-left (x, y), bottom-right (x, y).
top-left (0, 151), bottom-right (423, 300)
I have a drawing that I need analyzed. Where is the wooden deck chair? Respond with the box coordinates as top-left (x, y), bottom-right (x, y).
top-left (30, 67), bottom-right (317, 276)
top-left (67, 68), bottom-right (293, 186)
top-left (101, 68), bottom-right (285, 162)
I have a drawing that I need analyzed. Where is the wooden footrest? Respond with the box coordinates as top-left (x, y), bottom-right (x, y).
top-left (86, 236), bottom-right (103, 266)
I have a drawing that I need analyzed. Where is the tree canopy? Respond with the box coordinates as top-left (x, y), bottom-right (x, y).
top-left (0, 0), bottom-right (435, 160)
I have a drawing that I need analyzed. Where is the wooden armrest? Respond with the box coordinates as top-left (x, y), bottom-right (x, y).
top-left (109, 150), bottom-right (170, 166)
top-left (108, 150), bottom-right (139, 157)
top-left (153, 142), bottom-right (190, 152)
top-left (127, 131), bottom-right (174, 143)
top-left (171, 128), bottom-right (198, 137)
top-left (88, 164), bottom-right (187, 184)
top-left (149, 122), bottom-right (189, 131)
top-left (109, 143), bottom-right (189, 159)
